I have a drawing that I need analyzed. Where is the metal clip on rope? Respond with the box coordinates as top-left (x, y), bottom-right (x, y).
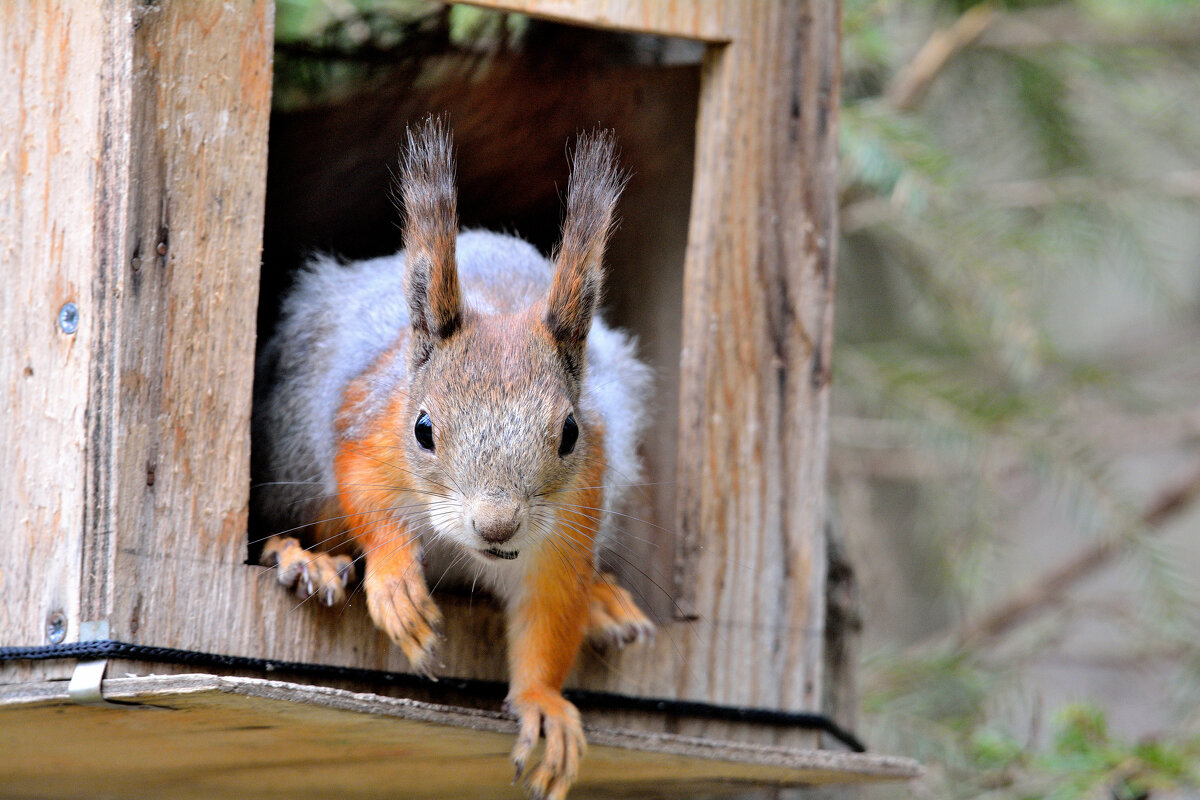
top-left (67, 621), bottom-right (121, 707)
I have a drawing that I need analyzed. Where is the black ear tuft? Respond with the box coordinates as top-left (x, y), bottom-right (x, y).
top-left (398, 116), bottom-right (461, 342)
top-left (546, 130), bottom-right (627, 349)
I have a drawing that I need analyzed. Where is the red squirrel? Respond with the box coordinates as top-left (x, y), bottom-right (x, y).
top-left (254, 118), bottom-right (654, 799)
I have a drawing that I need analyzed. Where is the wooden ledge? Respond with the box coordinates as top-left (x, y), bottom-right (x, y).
top-left (0, 673), bottom-right (919, 798)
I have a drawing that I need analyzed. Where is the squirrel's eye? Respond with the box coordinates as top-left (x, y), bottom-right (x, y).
top-left (558, 414), bottom-right (579, 457)
top-left (414, 411), bottom-right (435, 452)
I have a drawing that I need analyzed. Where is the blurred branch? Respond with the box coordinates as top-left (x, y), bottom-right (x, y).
top-left (885, 3), bottom-right (998, 112)
top-left (841, 170), bottom-right (1200, 233)
top-left (975, 170), bottom-right (1200, 208)
top-left (1061, 406), bottom-right (1200, 452)
top-left (832, 408), bottom-right (1200, 473)
top-left (1012, 643), bottom-right (1190, 670)
top-left (882, 4), bottom-right (1200, 115)
top-left (950, 466), bottom-right (1200, 649)
top-left (831, 447), bottom-right (974, 482)
top-left (840, 196), bottom-right (898, 233)
top-left (979, 5), bottom-right (1200, 51)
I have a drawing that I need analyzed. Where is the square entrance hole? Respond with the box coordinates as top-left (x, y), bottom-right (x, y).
top-left (254, 5), bottom-right (703, 624)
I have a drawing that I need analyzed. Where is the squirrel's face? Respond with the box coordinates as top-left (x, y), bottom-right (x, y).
top-left (403, 309), bottom-right (590, 564)
top-left (392, 122), bottom-right (622, 566)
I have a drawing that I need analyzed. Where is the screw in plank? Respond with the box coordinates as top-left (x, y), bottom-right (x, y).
top-left (58, 302), bottom-right (79, 335)
top-left (46, 612), bottom-right (67, 644)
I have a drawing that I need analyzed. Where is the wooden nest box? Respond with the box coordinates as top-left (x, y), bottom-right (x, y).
top-left (2, 1), bottom-right (918, 796)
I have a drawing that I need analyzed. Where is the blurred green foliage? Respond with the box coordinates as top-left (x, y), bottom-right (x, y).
top-left (272, 1), bottom-right (528, 109)
top-left (842, 0), bottom-right (1200, 796)
top-left (1040, 705), bottom-right (1200, 799)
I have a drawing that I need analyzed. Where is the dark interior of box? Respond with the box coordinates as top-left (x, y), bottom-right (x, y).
top-left (254, 18), bottom-right (702, 622)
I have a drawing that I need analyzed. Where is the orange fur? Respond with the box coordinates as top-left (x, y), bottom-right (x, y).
top-left (329, 354), bottom-right (447, 674)
top-left (508, 453), bottom-right (606, 695)
top-left (505, 445), bottom-right (606, 799)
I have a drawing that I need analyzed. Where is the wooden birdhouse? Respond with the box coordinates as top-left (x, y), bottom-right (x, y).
top-left (1, 1), bottom-right (919, 795)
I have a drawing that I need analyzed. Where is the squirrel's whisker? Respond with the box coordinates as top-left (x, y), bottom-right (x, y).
top-left (249, 500), bottom-right (442, 548)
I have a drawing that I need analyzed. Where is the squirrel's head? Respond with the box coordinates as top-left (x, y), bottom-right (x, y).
top-left (395, 119), bottom-right (624, 564)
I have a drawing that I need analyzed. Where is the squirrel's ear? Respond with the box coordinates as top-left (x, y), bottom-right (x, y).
top-left (398, 116), bottom-right (461, 341)
top-left (546, 131), bottom-right (625, 349)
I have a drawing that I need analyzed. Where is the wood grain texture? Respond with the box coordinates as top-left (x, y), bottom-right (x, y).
top-left (466, 0), bottom-right (734, 41)
top-left (1, 1), bottom-right (273, 648)
top-left (94, 0), bottom-right (273, 648)
top-left (0, 4), bottom-right (106, 648)
top-left (0, 674), bottom-right (920, 798)
top-left (671, 0), bottom-right (842, 716)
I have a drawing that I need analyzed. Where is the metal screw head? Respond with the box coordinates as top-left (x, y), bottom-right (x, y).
top-left (58, 302), bottom-right (79, 335)
top-left (46, 612), bottom-right (67, 644)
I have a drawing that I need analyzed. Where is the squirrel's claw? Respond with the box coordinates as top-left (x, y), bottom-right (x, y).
top-left (261, 536), bottom-right (354, 608)
top-left (510, 711), bottom-right (539, 785)
top-left (507, 688), bottom-right (585, 800)
top-left (364, 563), bottom-right (443, 676)
top-left (586, 573), bottom-right (655, 651)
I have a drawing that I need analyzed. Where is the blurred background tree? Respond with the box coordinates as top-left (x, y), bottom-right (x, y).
top-left (270, 1), bottom-right (1200, 796)
top-left (838, 0), bottom-right (1200, 796)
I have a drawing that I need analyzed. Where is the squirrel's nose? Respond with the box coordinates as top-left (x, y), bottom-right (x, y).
top-left (470, 501), bottom-right (522, 545)
top-left (476, 518), bottom-right (519, 544)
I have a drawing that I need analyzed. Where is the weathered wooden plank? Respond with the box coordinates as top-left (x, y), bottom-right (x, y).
top-left (672, 0), bottom-right (841, 716)
top-left (0, 4), bottom-right (106, 648)
top-left (465, 0), bottom-right (734, 41)
top-left (86, 1), bottom-right (272, 646)
top-left (0, 674), bottom-right (920, 798)
top-left (0, 1), bottom-right (273, 652)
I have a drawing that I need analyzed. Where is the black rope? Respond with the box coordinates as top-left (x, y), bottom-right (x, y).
top-left (0, 640), bottom-right (865, 752)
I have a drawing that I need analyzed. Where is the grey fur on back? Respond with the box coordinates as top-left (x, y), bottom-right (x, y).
top-left (253, 230), bottom-right (652, 551)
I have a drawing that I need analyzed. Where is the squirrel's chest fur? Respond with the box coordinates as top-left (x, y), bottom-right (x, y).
top-left (252, 230), bottom-right (651, 593)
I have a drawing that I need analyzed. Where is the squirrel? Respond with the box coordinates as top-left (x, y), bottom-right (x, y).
top-left (252, 118), bottom-right (655, 800)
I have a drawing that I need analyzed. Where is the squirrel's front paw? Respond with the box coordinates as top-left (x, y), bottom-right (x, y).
top-left (507, 688), bottom-right (586, 800)
top-left (587, 573), bottom-right (655, 650)
top-left (261, 536), bottom-right (356, 607)
top-left (364, 566), bottom-right (443, 677)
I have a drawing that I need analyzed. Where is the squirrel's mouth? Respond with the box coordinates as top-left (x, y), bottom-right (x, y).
top-left (482, 547), bottom-right (520, 561)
